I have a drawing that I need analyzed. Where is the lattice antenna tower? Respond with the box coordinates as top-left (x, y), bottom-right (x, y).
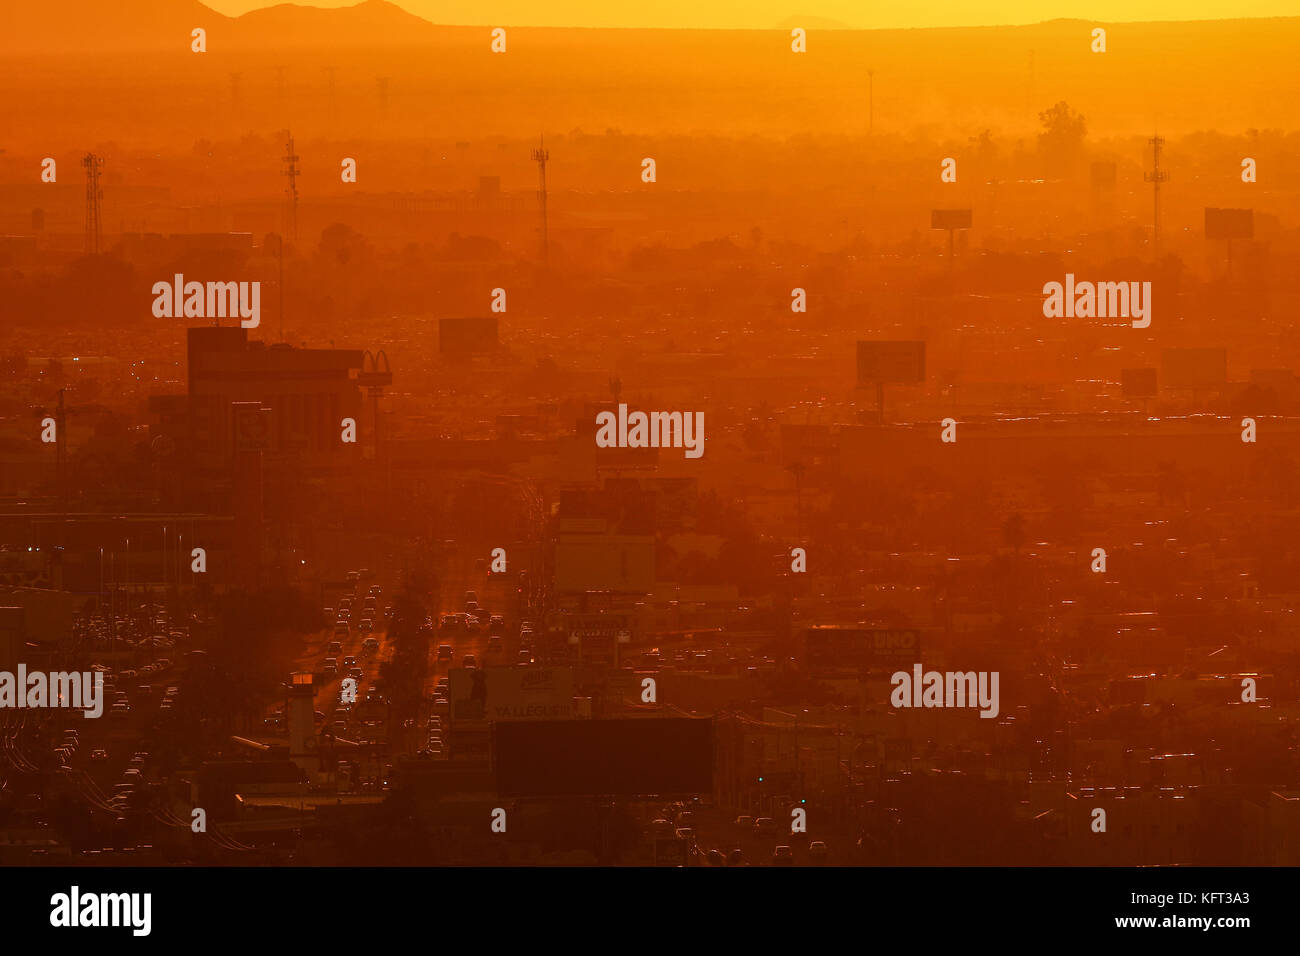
top-left (82, 153), bottom-right (104, 254)
top-left (282, 132), bottom-right (301, 241)
top-left (1144, 133), bottom-right (1170, 255)
top-left (532, 136), bottom-right (550, 267)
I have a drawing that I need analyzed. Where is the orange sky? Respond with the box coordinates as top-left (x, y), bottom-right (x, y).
top-left (200, 0), bottom-right (1300, 30)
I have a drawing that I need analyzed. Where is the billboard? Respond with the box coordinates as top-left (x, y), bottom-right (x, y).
top-left (931, 208), bottom-right (972, 230)
top-left (1120, 367), bottom-right (1158, 398)
top-left (857, 341), bottom-right (926, 385)
top-left (804, 626), bottom-right (921, 674)
top-left (1090, 161), bottom-right (1118, 188)
top-left (231, 401), bottom-right (270, 452)
top-left (439, 316), bottom-right (499, 355)
top-left (1204, 208), bottom-right (1253, 241)
top-left (1161, 348), bottom-right (1227, 389)
top-left (493, 718), bottom-right (713, 797)
top-left (554, 534), bottom-right (654, 593)
top-left (449, 666), bottom-right (574, 727)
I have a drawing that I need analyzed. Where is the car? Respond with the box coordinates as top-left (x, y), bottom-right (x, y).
top-left (809, 841), bottom-right (828, 861)
top-left (488, 615), bottom-right (505, 635)
top-left (333, 622), bottom-right (350, 637)
top-left (517, 649), bottom-right (533, 665)
top-left (437, 644), bottom-right (453, 661)
top-left (463, 654), bottom-right (477, 669)
top-left (110, 702), bottom-right (130, 716)
top-left (675, 827), bottom-right (695, 844)
top-left (649, 818), bottom-right (673, 838)
top-left (465, 601), bottom-right (479, 615)
top-left (362, 637), bottom-right (379, 652)
top-left (359, 619), bottom-right (374, 634)
top-left (331, 719), bottom-right (347, 734)
top-left (487, 636), bottom-right (504, 656)
top-left (773, 845), bottom-right (794, 865)
top-left (676, 811), bottom-right (695, 827)
top-left (736, 815), bottom-right (754, 828)
top-left (90, 749), bottom-right (109, 762)
top-left (463, 590), bottom-right (477, 605)
top-left (754, 817), bottom-right (778, 835)
top-left (327, 641), bottom-right (343, 654)
top-left (728, 848), bottom-right (745, 866)
top-left (347, 667), bottom-right (363, 680)
top-left (342, 656), bottom-right (358, 669)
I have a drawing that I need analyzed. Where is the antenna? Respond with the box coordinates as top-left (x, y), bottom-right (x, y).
top-left (867, 68), bottom-right (874, 135)
top-left (81, 153), bottom-right (104, 254)
top-left (1144, 133), bottom-right (1169, 256)
top-left (282, 132), bottom-right (300, 242)
top-left (532, 136), bottom-right (550, 267)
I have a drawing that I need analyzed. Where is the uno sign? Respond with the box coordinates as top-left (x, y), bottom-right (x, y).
top-left (805, 627), bottom-right (921, 673)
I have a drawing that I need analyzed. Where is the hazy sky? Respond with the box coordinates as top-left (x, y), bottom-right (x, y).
top-left (201, 0), bottom-right (1300, 30)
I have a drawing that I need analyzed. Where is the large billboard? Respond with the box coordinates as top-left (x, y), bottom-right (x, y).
top-left (449, 666), bottom-right (574, 727)
top-left (493, 718), bottom-right (713, 797)
top-left (1120, 368), bottom-right (1158, 398)
top-left (231, 401), bottom-right (271, 452)
top-left (931, 209), bottom-right (972, 230)
top-left (554, 534), bottom-right (654, 593)
top-left (1161, 348), bottom-right (1227, 389)
top-left (804, 626), bottom-right (921, 674)
top-left (439, 316), bottom-right (499, 355)
top-left (1204, 208), bottom-right (1253, 241)
top-left (857, 341), bottom-right (926, 385)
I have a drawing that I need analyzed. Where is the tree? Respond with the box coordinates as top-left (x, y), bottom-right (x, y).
top-left (1038, 101), bottom-right (1087, 172)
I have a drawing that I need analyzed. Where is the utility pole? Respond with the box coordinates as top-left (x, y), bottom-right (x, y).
top-left (55, 388), bottom-right (67, 511)
top-left (532, 137), bottom-right (550, 267)
top-left (1144, 133), bottom-right (1169, 256)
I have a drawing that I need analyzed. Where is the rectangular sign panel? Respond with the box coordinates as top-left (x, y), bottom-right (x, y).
top-left (439, 316), bottom-right (499, 355)
top-left (857, 341), bottom-right (925, 385)
top-left (1120, 367), bottom-right (1158, 398)
top-left (931, 208), bottom-right (972, 230)
top-left (231, 401), bottom-right (270, 452)
top-left (1161, 348), bottom-right (1227, 389)
top-left (494, 718), bottom-right (713, 797)
top-left (804, 626), bottom-right (921, 674)
top-left (554, 534), bottom-right (654, 593)
top-left (449, 666), bottom-right (575, 727)
top-left (1204, 207), bottom-right (1253, 241)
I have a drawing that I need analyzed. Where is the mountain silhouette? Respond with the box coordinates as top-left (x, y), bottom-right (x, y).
top-left (0, 0), bottom-right (439, 54)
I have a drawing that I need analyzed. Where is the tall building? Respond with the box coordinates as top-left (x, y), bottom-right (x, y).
top-left (177, 327), bottom-right (365, 470)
